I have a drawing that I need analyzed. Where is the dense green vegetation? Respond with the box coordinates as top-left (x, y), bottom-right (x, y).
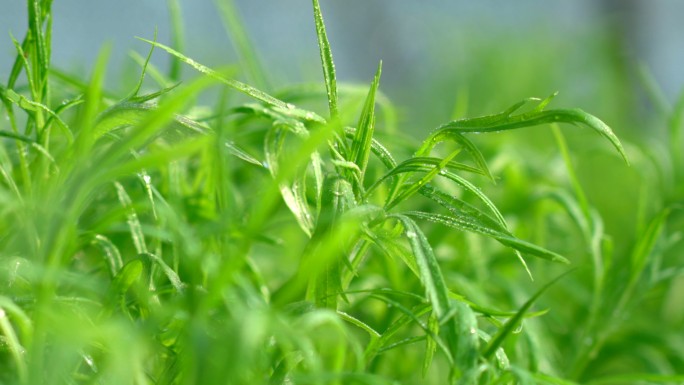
top-left (1, 1), bottom-right (682, 384)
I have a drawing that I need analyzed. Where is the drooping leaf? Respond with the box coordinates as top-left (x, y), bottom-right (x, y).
top-left (406, 211), bottom-right (568, 264)
top-left (419, 184), bottom-right (507, 232)
top-left (427, 97), bottom-right (629, 164)
top-left (139, 38), bottom-right (326, 123)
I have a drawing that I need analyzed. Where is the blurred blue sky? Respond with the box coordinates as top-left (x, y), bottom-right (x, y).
top-left (1, 1), bottom-right (683, 115)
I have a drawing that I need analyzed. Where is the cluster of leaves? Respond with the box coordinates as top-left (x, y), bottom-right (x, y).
top-left (0, 0), bottom-right (682, 384)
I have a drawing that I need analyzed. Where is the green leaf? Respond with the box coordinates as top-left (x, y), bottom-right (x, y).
top-left (311, 0), bottom-right (338, 119)
top-left (483, 270), bottom-right (574, 359)
top-left (630, 208), bottom-right (669, 284)
top-left (142, 252), bottom-right (185, 293)
top-left (416, 130), bottom-right (494, 182)
top-left (4, 88), bottom-right (74, 143)
top-left (95, 76), bottom-right (215, 167)
top-left (139, 38), bottom-right (325, 123)
top-left (337, 310), bottom-right (381, 339)
top-left (386, 151), bottom-right (462, 210)
top-left (419, 184), bottom-right (507, 232)
top-left (365, 229), bottom-right (420, 278)
top-left (127, 28), bottom-right (158, 98)
top-left (311, 176), bottom-right (356, 309)
top-left (264, 124), bottom-right (315, 236)
top-left (350, 62), bottom-right (382, 182)
top-left (423, 312), bottom-right (439, 377)
top-left (166, 0), bottom-right (185, 81)
top-left (73, 44), bottom-right (110, 158)
top-left (406, 210), bottom-right (568, 264)
top-left (92, 234), bottom-right (124, 277)
top-left (0, 296), bottom-right (31, 382)
top-left (114, 182), bottom-right (148, 254)
top-left (215, 0), bottom-right (268, 89)
top-left (366, 156), bottom-right (484, 198)
top-left (111, 259), bottom-right (145, 297)
top-left (429, 97), bottom-right (629, 164)
top-left (453, 301), bottom-right (480, 380)
top-left (366, 295), bottom-right (452, 364)
top-left (387, 214), bottom-right (451, 318)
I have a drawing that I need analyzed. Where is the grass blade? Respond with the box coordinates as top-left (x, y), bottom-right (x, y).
top-left (138, 38), bottom-right (323, 123)
top-left (365, 156), bottom-right (483, 198)
top-left (630, 208), bottom-right (669, 283)
top-left (350, 62), bottom-right (382, 183)
top-left (389, 214), bottom-right (450, 315)
top-left (416, 130), bottom-right (495, 182)
top-left (311, 176), bottom-right (356, 309)
top-left (92, 234), bottom-right (124, 277)
top-left (0, 297), bottom-right (30, 382)
top-left (385, 151), bottom-right (461, 210)
top-left (311, 0), bottom-right (338, 119)
top-left (419, 184), bottom-right (507, 231)
top-left (166, 0), bottom-right (185, 81)
top-left (114, 182), bottom-right (147, 254)
top-left (422, 313), bottom-right (439, 377)
top-left (215, 0), bottom-right (268, 89)
top-left (337, 310), bottom-right (381, 339)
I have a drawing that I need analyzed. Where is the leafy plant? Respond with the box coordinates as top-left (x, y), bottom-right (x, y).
top-left (1, 1), bottom-right (681, 384)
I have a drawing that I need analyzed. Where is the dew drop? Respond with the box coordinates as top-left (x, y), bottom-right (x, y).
top-left (285, 103), bottom-right (295, 110)
top-left (513, 323), bottom-right (524, 334)
top-left (406, 230), bottom-right (417, 238)
top-left (469, 327), bottom-right (477, 335)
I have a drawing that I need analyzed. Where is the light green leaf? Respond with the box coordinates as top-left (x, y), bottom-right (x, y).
top-left (430, 97), bottom-right (629, 164)
top-left (215, 0), bottom-right (268, 89)
top-left (139, 38), bottom-right (326, 123)
top-left (406, 210), bottom-right (568, 264)
top-left (311, 0), bottom-right (338, 118)
top-left (416, 129), bottom-right (494, 182)
top-left (388, 214), bottom-right (451, 318)
top-left (630, 208), bottom-right (669, 284)
top-left (114, 182), bottom-right (147, 254)
top-left (350, 62), bottom-right (382, 182)
top-left (92, 234), bottom-right (124, 277)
